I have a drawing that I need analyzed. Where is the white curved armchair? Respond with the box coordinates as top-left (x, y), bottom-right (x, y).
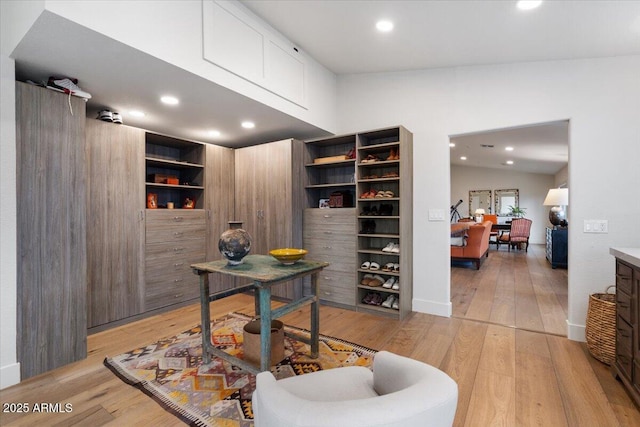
top-left (252, 351), bottom-right (458, 427)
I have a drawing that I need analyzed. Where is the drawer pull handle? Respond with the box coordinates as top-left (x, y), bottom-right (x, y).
top-left (174, 279), bottom-right (183, 283)
top-left (173, 216), bottom-right (184, 221)
top-left (174, 262), bottom-right (184, 267)
top-left (323, 215), bottom-right (332, 218)
top-left (322, 246), bottom-right (332, 249)
top-left (323, 276), bottom-right (332, 280)
top-left (174, 293), bottom-right (184, 298)
top-left (619, 302), bottom-right (629, 308)
top-left (323, 291), bottom-right (332, 295)
top-left (173, 232), bottom-right (184, 237)
top-left (324, 231), bottom-right (333, 234)
top-left (173, 247), bottom-right (185, 252)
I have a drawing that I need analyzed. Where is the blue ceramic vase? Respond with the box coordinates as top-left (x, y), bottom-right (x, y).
top-left (218, 221), bottom-right (252, 265)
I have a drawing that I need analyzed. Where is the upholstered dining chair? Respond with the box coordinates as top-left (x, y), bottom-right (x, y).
top-left (498, 218), bottom-right (532, 252)
top-left (252, 351), bottom-right (458, 427)
top-left (483, 214), bottom-right (499, 248)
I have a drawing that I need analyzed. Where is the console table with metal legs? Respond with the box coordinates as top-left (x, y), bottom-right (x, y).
top-left (191, 255), bottom-right (329, 374)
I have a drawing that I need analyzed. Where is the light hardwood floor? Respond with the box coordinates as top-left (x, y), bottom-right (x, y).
top-left (2, 290), bottom-right (639, 426)
top-left (452, 243), bottom-right (569, 336)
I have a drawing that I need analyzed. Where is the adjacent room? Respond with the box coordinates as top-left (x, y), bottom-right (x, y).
top-left (2, 1), bottom-right (640, 426)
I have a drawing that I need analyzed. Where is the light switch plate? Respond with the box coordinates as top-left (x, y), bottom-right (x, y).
top-left (584, 219), bottom-right (608, 233)
top-left (428, 209), bottom-right (445, 221)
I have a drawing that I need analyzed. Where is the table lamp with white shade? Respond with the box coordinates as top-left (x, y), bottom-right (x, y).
top-left (543, 188), bottom-right (568, 227)
top-left (474, 208), bottom-right (485, 223)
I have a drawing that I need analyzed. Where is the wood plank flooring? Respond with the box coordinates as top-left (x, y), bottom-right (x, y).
top-left (452, 244), bottom-right (568, 336)
top-left (2, 287), bottom-right (639, 426)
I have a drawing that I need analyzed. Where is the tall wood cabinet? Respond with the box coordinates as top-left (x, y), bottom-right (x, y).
top-left (205, 144), bottom-right (236, 292)
top-left (234, 139), bottom-right (304, 299)
top-left (16, 82), bottom-right (87, 379)
top-left (302, 126), bottom-right (413, 320)
top-left (612, 254), bottom-right (640, 407)
top-left (86, 120), bottom-right (145, 328)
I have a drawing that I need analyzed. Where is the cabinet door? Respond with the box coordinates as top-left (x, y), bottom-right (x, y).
top-left (16, 82), bottom-right (87, 379)
top-left (86, 120), bottom-right (145, 328)
top-left (205, 144), bottom-right (236, 291)
top-left (235, 140), bottom-right (301, 299)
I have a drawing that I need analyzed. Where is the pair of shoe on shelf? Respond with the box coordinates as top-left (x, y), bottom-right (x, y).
top-left (381, 263), bottom-right (400, 273)
top-left (362, 292), bottom-right (384, 306)
top-left (346, 147), bottom-right (356, 159)
top-left (360, 204), bottom-right (393, 216)
top-left (381, 171), bottom-right (399, 178)
top-left (386, 147), bottom-right (400, 161)
top-left (46, 76), bottom-right (92, 101)
top-left (360, 219), bottom-right (376, 234)
top-left (382, 294), bottom-right (399, 310)
top-left (97, 110), bottom-right (123, 124)
top-left (361, 274), bottom-right (398, 289)
top-left (382, 242), bottom-right (400, 253)
top-left (361, 154), bottom-right (382, 163)
top-left (360, 261), bottom-right (380, 271)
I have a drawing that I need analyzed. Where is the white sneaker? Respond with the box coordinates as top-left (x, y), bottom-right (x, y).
top-left (392, 280), bottom-right (400, 291)
top-left (98, 110), bottom-right (113, 122)
top-left (382, 295), bottom-right (395, 308)
top-left (382, 277), bottom-right (395, 289)
top-left (392, 297), bottom-right (399, 310)
top-left (47, 77), bottom-right (92, 101)
top-left (382, 242), bottom-right (394, 252)
top-left (391, 243), bottom-right (400, 253)
top-left (112, 112), bottom-right (123, 124)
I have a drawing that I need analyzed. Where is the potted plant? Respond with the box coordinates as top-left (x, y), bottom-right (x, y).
top-left (508, 205), bottom-right (527, 218)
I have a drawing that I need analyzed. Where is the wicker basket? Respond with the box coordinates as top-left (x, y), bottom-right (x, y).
top-left (586, 285), bottom-right (616, 365)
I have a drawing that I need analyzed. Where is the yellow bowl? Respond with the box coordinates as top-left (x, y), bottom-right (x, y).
top-left (269, 248), bottom-right (308, 265)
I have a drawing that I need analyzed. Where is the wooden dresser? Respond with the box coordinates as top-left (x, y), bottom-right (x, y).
top-left (611, 248), bottom-right (640, 407)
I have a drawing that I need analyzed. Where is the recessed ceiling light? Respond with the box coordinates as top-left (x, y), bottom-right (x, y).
top-left (480, 144), bottom-right (494, 148)
top-left (517, 1), bottom-right (542, 11)
top-left (160, 95), bottom-right (179, 105)
top-left (460, 156), bottom-right (467, 161)
top-left (506, 160), bottom-right (514, 165)
top-left (241, 121), bottom-right (255, 129)
top-left (376, 20), bottom-right (394, 32)
top-left (129, 110), bottom-right (145, 117)
top-left (505, 146), bottom-right (514, 151)
top-left (449, 143), bottom-right (456, 147)
top-left (208, 130), bottom-right (221, 137)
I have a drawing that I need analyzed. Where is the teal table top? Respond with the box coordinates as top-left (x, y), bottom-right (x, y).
top-left (191, 254), bottom-right (329, 283)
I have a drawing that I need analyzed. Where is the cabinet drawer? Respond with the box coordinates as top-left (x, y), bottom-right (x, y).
top-left (318, 272), bottom-right (355, 305)
top-left (145, 274), bottom-right (199, 310)
top-left (616, 261), bottom-right (633, 295)
top-left (145, 239), bottom-right (205, 258)
top-left (304, 208), bottom-right (356, 225)
top-left (146, 223), bottom-right (206, 244)
top-left (617, 289), bottom-right (633, 324)
top-left (146, 209), bottom-right (206, 225)
top-left (617, 316), bottom-right (633, 354)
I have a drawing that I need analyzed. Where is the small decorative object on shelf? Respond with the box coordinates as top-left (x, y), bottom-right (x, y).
top-left (183, 197), bottom-right (195, 209)
top-left (218, 221), bottom-right (252, 265)
top-left (147, 193), bottom-right (158, 209)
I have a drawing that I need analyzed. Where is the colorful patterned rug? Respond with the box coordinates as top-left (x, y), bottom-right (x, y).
top-left (104, 312), bottom-right (376, 426)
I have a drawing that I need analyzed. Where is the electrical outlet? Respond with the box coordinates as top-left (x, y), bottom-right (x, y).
top-left (428, 209), bottom-right (445, 221)
top-left (584, 220), bottom-right (608, 233)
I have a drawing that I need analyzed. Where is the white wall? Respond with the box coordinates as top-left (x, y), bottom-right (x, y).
top-left (44, 0), bottom-right (337, 134)
top-left (0, 54), bottom-right (19, 389)
top-left (451, 165), bottom-right (555, 244)
top-left (336, 56), bottom-right (640, 339)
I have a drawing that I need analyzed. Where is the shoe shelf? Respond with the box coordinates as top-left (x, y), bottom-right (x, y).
top-left (145, 132), bottom-right (205, 209)
top-left (355, 126), bottom-right (412, 320)
top-left (304, 134), bottom-right (356, 209)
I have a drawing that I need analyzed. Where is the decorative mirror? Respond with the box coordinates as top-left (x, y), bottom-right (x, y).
top-left (469, 190), bottom-right (492, 216)
top-left (494, 189), bottom-right (519, 215)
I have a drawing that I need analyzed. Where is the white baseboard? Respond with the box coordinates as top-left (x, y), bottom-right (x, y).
top-left (0, 362), bottom-right (20, 389)
top-left (567, 320), bottom-right (586, 342)
top-left (412, 298), bottom-right (452, 317)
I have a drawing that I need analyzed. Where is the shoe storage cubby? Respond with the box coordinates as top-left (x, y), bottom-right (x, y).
top-left (145, 132), bottom-right (205, 209)
top-left (302, 126), bottom-right (412, 320)
top-left (303, 133), bottom-right (356, 208)
top-left (356, 126), bottom-right (413, 320)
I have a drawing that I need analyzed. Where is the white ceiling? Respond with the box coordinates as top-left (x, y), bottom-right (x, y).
top-left (11, 1), bottom-right (640, 169)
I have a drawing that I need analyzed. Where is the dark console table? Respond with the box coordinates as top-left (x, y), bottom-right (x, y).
top-left (545, 227), bottom-right (568, 269)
